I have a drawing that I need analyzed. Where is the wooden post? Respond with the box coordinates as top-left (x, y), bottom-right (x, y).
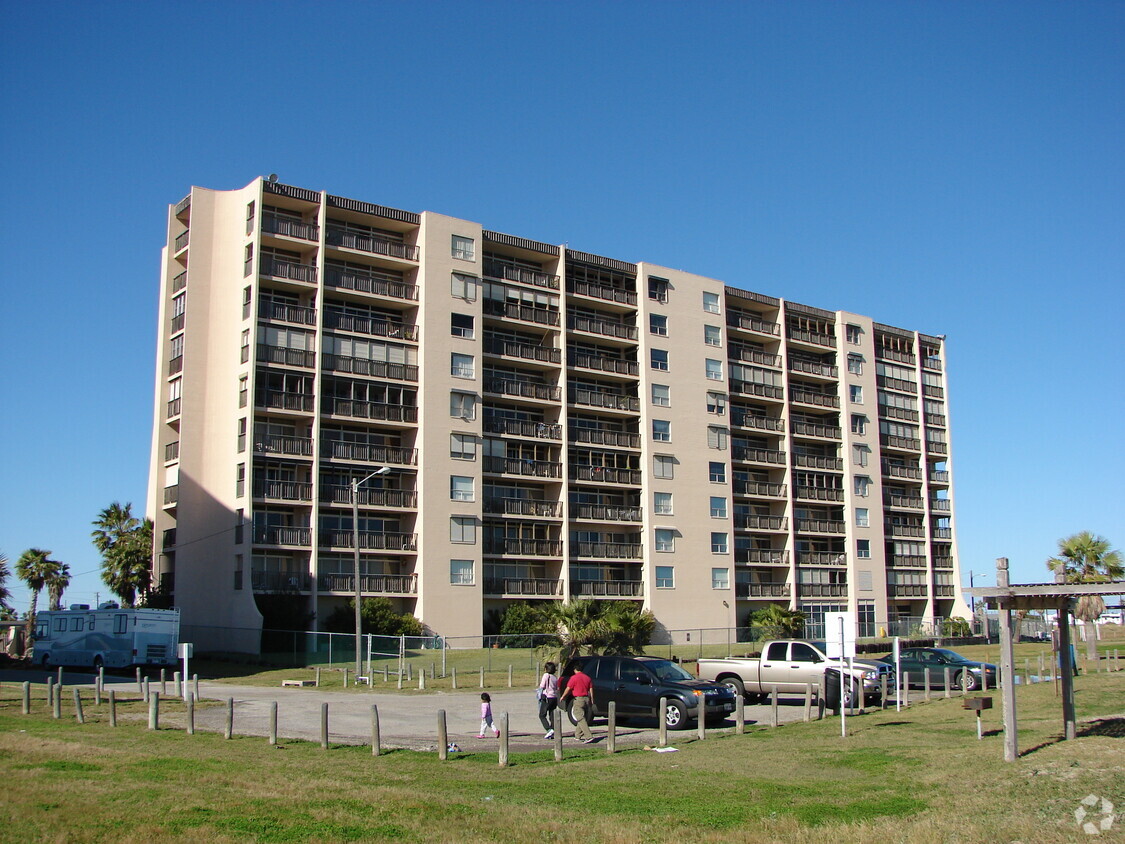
top-left (608, 701), bottom-right (617, 753)
top-left (552, 708), bottom-right (563, 762)
top-left (815, 684), bottom-right (824, 720)
top-left (1057, 601), bottom-right (1077, 741)
top-left (22, 681), bottom-right (30, 715)
top-left (148, 691), bottom-right (159, 730)
top-left (344, 667), bottom-right (349, 688)
top-left (805, 683), bottom-right (814, 720)
top-left (53, 683), bottom-right (62, 719)
top-left (880, 675), bottom-right (888, 709)
top-left (996, 568), bottom-right (1019, 762)
top-left (944, 668), bottom-right (951, 699)
top-left (452, 667), bottom-right (458, 690)
top-left (73, 688), bottom-right (84, 724)
top-left (109, 690), bottom-right (117, 727)
top-left (187, 694), bottom-right (195, 735)
top-left (224, 697), bottom-right (233, 739)
top-left (498, 712), bottom-right (509, 768)
top-left (479, 666), bottom-right (484, 689)
top-left (735, 694), bottom-right (745, 733)
top-left (320, 702), bottom-right (329, 750)
top-left (770, 685), bottom-right (779, 727)
top-left (658, 698), bottom-right (668, 747)
top-left (269, 701), bottom-right (278, 745)
top-left (174, 671), bottom-right (182, 700)
top-left (923, 669), bottom-right (931, 701)
top-left (507, 665), bottom-right (513, 688)
top-left (371, 705), bottom-right (381, 757)
top-left (160, 668), bottom-right (167, 695)
top-left (902, 672), bottom-right (909, 707)
top-left (315, 667), bottom-right (321, 687)
top-left (438, 710), bottom-right (448, 760)
top-left (194, 674), bottom-right (199, 701)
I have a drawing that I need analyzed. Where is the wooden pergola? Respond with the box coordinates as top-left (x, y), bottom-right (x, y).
top-left (966, 557), bottom-right (1125, 762)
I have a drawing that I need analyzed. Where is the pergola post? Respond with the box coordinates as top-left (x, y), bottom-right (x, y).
top-left (1057, 598), bottom-right (1077, 741)
top-left (996, 558), bottom-right (1018, 762)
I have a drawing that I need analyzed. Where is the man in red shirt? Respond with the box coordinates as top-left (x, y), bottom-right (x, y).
top-left (560, 663), bottom-right (595, 743)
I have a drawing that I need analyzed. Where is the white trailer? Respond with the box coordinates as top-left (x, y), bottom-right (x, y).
top-left (32, 604), bottom-right (180, 669)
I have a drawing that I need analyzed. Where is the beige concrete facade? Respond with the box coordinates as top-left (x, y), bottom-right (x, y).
top-left (149, 178), bottom-right (969, 653)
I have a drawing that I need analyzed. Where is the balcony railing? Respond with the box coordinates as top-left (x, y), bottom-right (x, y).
top-left (484, 338), bottom-right (562, 365)
top-left (252, 526), bottom-right (312, 547)
top-left (260, 258), bottom-right (318, 284)
top-left (879, 405), bottom-right (920, 422)
top-left (932, 556), bottom-right (954, 569)
top-left (326, 228), bottom-right (419, 261)
top-left (729, 381), bottom-right (784, 400)
top-left (882, 462), bottom-right (922, 480)
top-left (795, 519), bottom-right (846, 534)
top-left (258, 344), bottom-right (316, 369)
top-left (885, 494), bottom-right (924, 510)
top-left (483, 456), bottom-right (563, 479)
top-left (922, 357), bottom-right (943, 371)
top-left (736, 583), bottom-right (791, 598)
top-left (568, 466), bottom-right (642, 485)
top-left (732, 446), bottom-right (787, 465)
top-left (322, 355), bottom-right (419, 382)
top-left (727, 313), bottom-right (780, 336)
top-left (319, 486), bottom-right (417, 509)
top-left (166, 398), bottom-right (182, 419)
top-left (887, 583), bottom-right (928, 598)
top-left (484, 379), bottom-right (561, 402)
top-left (890, 555), bottom-right (928, 568)
top-left (735, 515), bottom-right (788, 530)
top-left (172, 271), bottom-right (187, 293)
top-left (568, 352), bottom-right (638, 376)
top-left (791, 454), bottom-right (843, 470)
top-left (321, 441), bottom-right (416, 465)
top-left (484, 498), bottom-right (563, 518)
top-left (569, 389), bottom-right (639, 412)
top-left (162, 528), bottom-right (176, 548)
top-left (880, 435), bottom-right (921, 452)
top-left (925, 413), bottom-right (946, 428)
top-left (566, 314), bottom-right (637, 341)
top-left (799, 583), bottom-right (848, 597)
top-left (261, 214), bottom-right (319, 241)
top-left (163, 485), bottom-right (178, 506)
top-left (483, 418), bottom-right (562, 440)
top-left (253, 481), bottom-right (313, 502)
top-left (484, 300), bottom-right (560, 326)
top-left (256, 391), bottom-right (315, 413)
top-left (787, 328), bottom-right (836, 347)
top-left (877, 348), bottom-right (916, 366)
top-left (930, 499), bottom-right (951, 512)
top-left (484, 538), bottom-right (563, 557)
top-left (569, 428), bottom-right (640, 448)
top-left (795, 487), bottom-right (844, 502)
top-left (318, 573), bottom-right (418, 594)
top-left (168, 356), bottom-right (183, 376)
top-left (324, 311), bottom-right (418, 341)
top-left (572, 580), bottom-right (644, 597)
top-left (876, 376), bottom-right (917, 394)
top-left (251, 571), bottom-right (313, 591)
top-left (485, 578), bottom-right (564, 596)
top-left (164, 441), bottom-right (179, 462)
top-left (320, 531), bottom-right (418, 551)
top-left (324, 267), bottom-right (418, 300)
top-left (571, 504), bottom-right (642, 522)
top-left (790, 388), bottom-right (839, 408)
top-left (483, 259), bottom-right (559, 290)
top-left (322, 399), bottom-right (418, 423)
top-left (929, 470), bottom-right (950, 484)
top-left (174, 230), bottom-right (189, 251)
top-left (796, 551), bottom-right (847, 565)
top-left (566, 280), bottom-right (637, 306)
top-left (730, 347), bottom-right (782, 368)
top-left (788, 359), bottom-right (838, 378)
top-left (170, 313), bottom-right (185, 333)
top-left (254, 436), bottom-right (314, 457)
top-left (923, 384), bottom-right (945, 399)
top-left (736, 550), bottom-right (790, 565)
top-left (733, 481), bottom-right (787, 497)
top-left (887, 524), bottom-right (926, 538)
top-left (259, 300), bottom-right (317, 325)
top-left (932, 528), bottom-right (953, 539)
top-left (791, 421), bottom-right (841, 439)
top-left (926, 440), bottom-right (948, 455)
top-left (731, 413), bottom-right (785, 432)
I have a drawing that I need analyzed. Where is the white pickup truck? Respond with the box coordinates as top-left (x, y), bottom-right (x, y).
top-left (696, 640), bottom-right (893, 708)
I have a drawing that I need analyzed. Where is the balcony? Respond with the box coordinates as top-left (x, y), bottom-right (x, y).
top-left (324, 267), bottom-right (418, 301)
top-left (735, 515), bottom-right (788, 531)
top-left (792, 454), bottom-right (843, 470)
top-left (322, 355), bottom-right (419, 382)
top-left (788, 359), bottom-right (838, 378)
top-left (251, 571), bottom-right (313, 591)
top-left (795, 487), bottom-right (844, 502)
top-left (162, 529), bottom-right (176, 549)
top-left (887, 583), bottom-right (928, 598)
top-left (932, 528), bottom-right (953, 539)
top-left (174, 230), bottom-right (189, 251)
top-left (566, 314), bottom-right (637, 341)
top-left (319, 486), bottom-right (418, 509)
top-left (736, 583), bottom-right (792, 598)
top-left (732, 446), bottom-right (787, 465)
top-left (929, 469), bottom-right (950, 484)
top-left (568, 352), bottom-right (638, 377)
top-left (572, 541), bottom-right (641, 559)
top-left (260, 258), bottom-right (318, 284)
top-left (791, 421), bottom-right (841, 439)
top-left (321, 531), bottom-right (418, 551)
top-left (253, 481), bottom-right (313, 502)
top-left (880, 434), bottom-right (921, 452)
top-left (790, 388), bottom-right (839, 408)
top-left (172, 271), bottom-right (187, 293)
top-left (731, 413), bottom-right (785, 433)
top-left (876, 376), bottom-right (918, 394)
top-left (323, 311), bottom-right (418, 341)
top-left (890, 555), bottom-right (927, 568)
top-left (736, 550), bottom-right (790, 565)
top-left (796, 551), bottom-right (846, 565)
top-left (730, 347), bottom-right (782, 368)
top-left (887, 524), bottom-right (926, 538)
top-left (795, 519), bottom-right (846, 534)
top-left (922, 357), bottom-right (943, 372)
top-left (484, 538), bottom-right (563, 557)
top-left (787, 327), bottom-right (836, 348)
top-left (884, 494), bottom-right (924, 510)
top-left (322, 399), bottom-right (418, 423)
top-left (566, 280), bottom-right (637, 306)
top-left (252, 526), bottom-right (312, 547)
top-left (569, 466), bottom-right (642, 485)
top-left (484, 338), bottom-right (562, 365)
top-left (930, 498), bottom-right (951, 512)
top-left (923, 384), bottom-right (945, 399)
top-left (483, 418), bottom-right (562, 440)
top-left (934, 585), bottom-right (955, 597)
top-left (569, 428), bottom-right (640, 448)
top-left (484, 498), bottom-right (563, 518)
top-left (254, 436), bottom-right (314, 458)
top-left (484, 300), bottom-right (560, 327)
top-left (569, 389), bottom-right (639, 413)
top-left (321, 441), bottom-right (416, 465)
top-left (882, 461), bottom-right (922, 480)
top-left (926, 440), bottom-right (948, 455)
top-left (164, 441), bottom-right (179, 462)
top-left (257, 391), bottom-right (315, 413)
top-left (571, 504), bottom-right (642, 522)
top-left (261, 214), bottom-right (319, 241)
top-left (259, 300), bottom-right (317, 326)
top-left (318, 573), bottom-right (418, 594)
top-left (258, 344), bottom-right (316, 369)
top-left (483, 259), bottom-right (559, 290)
top-left (799, 583), bottom-right (848, 598)
top-left (925, 412), bottom-right (946, 428)
top-left (877, 348), bottom-right (916, 366)
top-left (485, 578), bottom-right (563, 597)
top-left (484, 379), bottom-right (561, 402)
top-left (166, 398), bottom-right (182, 419)
top-left (572, 580), bottom-right (644, 598)
top-left (932, 556), bottom-right (954, 569)
top-left (733, 481), bottom-right (787, 498)
top-left (163, 485), bottom-right (178, 506)
top-left (729, 380), bottom-right (784, 400)
top-left (727, 313), bottom-right (780, 336)
top-left (483, 456), bottom-right (563, 479)
top-left (170, 313), bottom-right (185, 333)
top-left (326, 228), bottom-right (419, 261)
top-left (879, 405), bottom-right (920, 422)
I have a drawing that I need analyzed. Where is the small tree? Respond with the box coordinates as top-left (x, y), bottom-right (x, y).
top-left (498, 602), bottom-right (552, 648)
top-left (1047, 531), bottom-right (1123, 661)
top-left (748, 604), bottom-right (806, 641)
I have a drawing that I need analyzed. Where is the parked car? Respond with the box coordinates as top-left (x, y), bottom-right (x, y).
top-left (878, 647), bottom-right (997, 690)
top-left (559, 655), bottom-right (737, 730)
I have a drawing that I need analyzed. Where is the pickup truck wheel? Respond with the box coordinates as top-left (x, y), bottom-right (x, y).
top-left (664, 699), bottom-right (690, 730)
top-left (720, 676), bottom-right (746, 699)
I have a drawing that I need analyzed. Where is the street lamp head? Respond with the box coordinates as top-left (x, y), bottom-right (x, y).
top-left (374, 466), bottom-right (392, 475)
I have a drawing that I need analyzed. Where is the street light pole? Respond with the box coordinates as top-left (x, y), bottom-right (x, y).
top-left (351, 467), bottom-right (391, 681)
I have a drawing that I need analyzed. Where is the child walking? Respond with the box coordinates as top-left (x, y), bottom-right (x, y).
top-left (478, 692), bottom-right (500, 738)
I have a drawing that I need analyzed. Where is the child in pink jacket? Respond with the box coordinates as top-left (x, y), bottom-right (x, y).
top-left (478, 692), bottom-right (500, 738)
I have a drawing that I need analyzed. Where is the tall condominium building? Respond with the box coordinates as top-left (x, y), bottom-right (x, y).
top-left (149, 177), bottom-right (968, 652)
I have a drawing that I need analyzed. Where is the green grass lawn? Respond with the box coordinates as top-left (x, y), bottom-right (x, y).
top-left (1, 667), bottom-right (1122, 842)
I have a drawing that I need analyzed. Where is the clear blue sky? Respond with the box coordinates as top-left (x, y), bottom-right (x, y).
top-left (1, 1), bottom-right (1122, 614)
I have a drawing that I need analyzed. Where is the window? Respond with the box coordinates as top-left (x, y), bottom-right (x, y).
top-left (856, 539), bottom-right (871, 559)
top-left (652, 419), bottom-right (671, 442)
top-left (651, 384), bottom-right (670, 407)
top-left (450, 391), bottom-right (477, 420)
top-left (450, 433), bottom-right (477, 460)
top-left (648, 276), bottom-right (669, 302)
top-left (849, 385), bottom-right (863, 404)
top-left (450, 516), bottom-right (477, 544)
top-left (711, 567), bottom-right (730, 589)
top-left (451, 313), bottom-right (474, 338)
top-left (655, 529), bottom-right (675, 552)
top-left (653, 455), bottom-right (675, 479)
top-left (451, 353), bottom-right (475, 379)
top-left (235, 463), bottom-right (245, 497)
top-left (650, 349), bottom-right (669, 371)
top-left (706, 391), bottom-right (726, 415)
top-left (711, 533), bottom-right (729, 554)
top-left (850, 414), bottom-right (867, 435)
top-left (852, 444), bottom-right (870, 466)
top-left (854, 475), bottom-right (871, 497)
top-left (450, 476), bottom-right (474, 501)
top-left (856, 508), bottom-right (869, 527)
top-left (113, 614), bottom-right (128, 634)
top-left (709, 461), bottom-right (726, 483)
top-left (655, 566), bottom-right (675, 588)
top-left (710, 497), bottom-right (727, 518)
top-left (847, 354), bottom-right (864, 375)
top-left (707, 426), bottom-right (728, 450)
top-left (704, 324), bottom-right (721, 347)
top-left (705, 359), bottom-right (722, 380)
top-left (451, 235), bottom-right (475, 260)
top-left (703, 291), bottom-right (721, 314)
top-left (654, 492), bottom-right (673, 515)
top-left (450, 559), bottom-right (474, 585)
top-left (451, 272), bottom-right (478, 301)
top-left (846, 324), bottom-right (862, 345)
top-left (650, 314), bottom-right (668, 336)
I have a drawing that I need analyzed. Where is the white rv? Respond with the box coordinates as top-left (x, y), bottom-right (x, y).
top-left (32, 604), bottom-right (180, 669)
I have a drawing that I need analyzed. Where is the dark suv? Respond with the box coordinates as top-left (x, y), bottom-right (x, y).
top-left (560, 655), bottom-right (737, 730)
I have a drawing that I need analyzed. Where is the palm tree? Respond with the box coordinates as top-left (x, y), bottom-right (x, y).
top-left (748, 603), bottom-right (807, 641)
top-left (92, 502), bottom-right (153, 607)
top-left (46, 561), bottom-right (71, 611)
top-left (15, 548), bottom-right (54, 635)
top-left (0, 551), bottom-right (14, 617)
top-left (1047, 532), bottom-right (1123, 661)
